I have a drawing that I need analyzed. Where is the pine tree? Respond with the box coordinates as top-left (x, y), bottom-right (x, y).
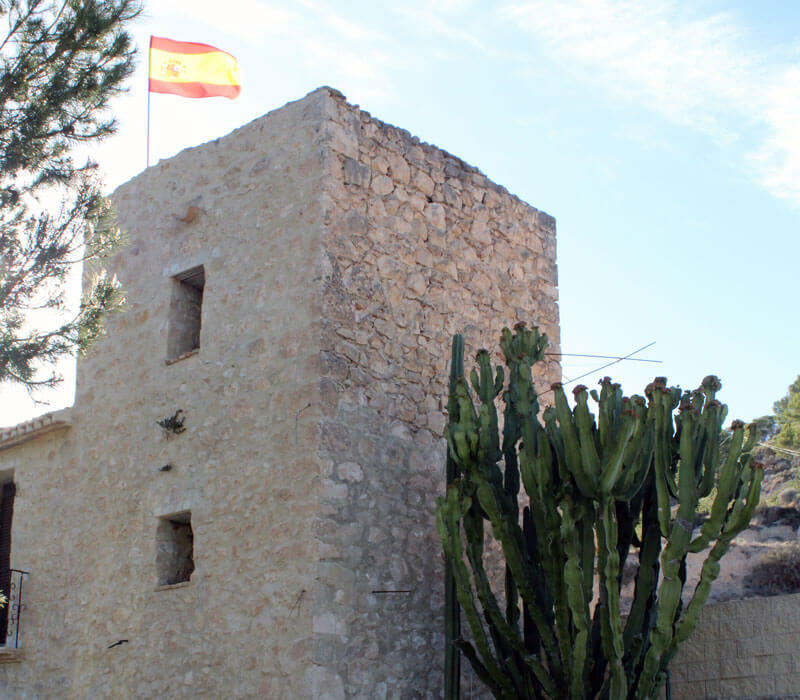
top-left (0, 0), bottom-right (141, 389)
top-left (774, 377), bottom-right (800, 450)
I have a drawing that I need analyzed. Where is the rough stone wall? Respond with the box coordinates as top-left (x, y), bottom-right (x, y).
top-left (669, 593), bottom-right (800, 699)
top-left (312, 89), bottom-right (560, 698)
top-left (0, 90), bottom-right (331, 698)
top-left (0, 87), bottom-right (560, 699)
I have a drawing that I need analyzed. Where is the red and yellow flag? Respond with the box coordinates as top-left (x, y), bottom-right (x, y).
top-left (148, 36), bottom-right (241, 99)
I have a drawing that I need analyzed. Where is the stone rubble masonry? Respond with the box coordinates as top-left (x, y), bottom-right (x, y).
top-left (0, 86), bottom-right (560, 698)
top-left (667, 592), bottom-right (800, 699)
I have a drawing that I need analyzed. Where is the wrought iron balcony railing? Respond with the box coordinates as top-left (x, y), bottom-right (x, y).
top-left (1, 569), bottom-right (29, 649)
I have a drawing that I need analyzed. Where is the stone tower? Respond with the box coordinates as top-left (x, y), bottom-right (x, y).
top-left (0, 87), bottom-right (559, 698)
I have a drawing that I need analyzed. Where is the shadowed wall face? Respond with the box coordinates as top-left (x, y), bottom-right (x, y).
top-left (310, 89), bottom-right (560, 697)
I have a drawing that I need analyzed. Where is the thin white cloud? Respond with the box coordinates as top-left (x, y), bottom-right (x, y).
top-left (298, 38), bottom-right (394, 101)
top-left (164, 0), bottom-right (298, 45)
top-left (393, 5), bottom-right (526, 62)
top-left (502, 0), bottom-right (800, 206)
top-left (749, 65), bottom-right (800, 204)
top-left (296, 0), bottom-right (390, 43)
top-left (163, 0), bottom-right (400, 103)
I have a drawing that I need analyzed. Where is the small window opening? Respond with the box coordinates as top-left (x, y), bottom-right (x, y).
top-left (167, 266), bottom-right (204, 361)
top-left (156, 511), bottom-right (194, 586)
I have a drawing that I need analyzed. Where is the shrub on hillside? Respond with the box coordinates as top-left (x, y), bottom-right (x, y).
top-left (744, 545), bottom-right (800, 597)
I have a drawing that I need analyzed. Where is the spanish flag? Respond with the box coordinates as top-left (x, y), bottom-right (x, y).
top-left (148, 36), bottom-right (241, 99)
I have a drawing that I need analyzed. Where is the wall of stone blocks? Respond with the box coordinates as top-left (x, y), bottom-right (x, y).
top-left (669, 593), bottom-right (800, 699)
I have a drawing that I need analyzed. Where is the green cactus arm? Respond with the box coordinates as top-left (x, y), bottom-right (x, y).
top-left (688, 422), bottom-right (746, 553)
top-left (521, 508), bottom-right (545, 656)
top-left (471, 472), bottom-right (566, 684)
top-left (573, 387), bottom-right (601, 479)
top-left (447, 379), bottom-right (483, 465)
top-left (623, 482), bottom-right (661, 676)
top-left (436, 489), bottom-right (517, 697)
top-left (697, 401), bottom-right (723, 498)
top-left (561, 499), bottom-right (592, 700)
top-left (664, 390), bottom-right (682, 500)
top-left (446, 334), bottom-right (465, 479)
top-left (578, 501), bottom-right (596, 618)
top-left (445, 335), bottom-right (464, 700)
top-left (596, 502), bottom-right (627, 700)
top-left (651, 391), bottom-right (673, 538)
top-left (614, 400), bottom-right (650, 498)
top-left (514, 358), bottom-right (572, 671)
top-left (524, 430), bottom-right (577, 679)
top-left (634, 410), bottom-right (715, 700)
top-left (496, 351), bottom-right (524, 632)
top-left (600, 413), bottom-right (637, 494)
top-left (462, 507), bottom-right (538, 697)
top-left (519, 436), bottom-right (548, 506)
top-left (553, 383), bottom-right (597, 496)
top-left (675, 463), bottom-right (762, 648)
top-left (596, 378), bottom-right (612, 449)
top-left (453, 640), bottom-right (507, 698)
top-left (615, 424), bottom-right (654, 501)
top-left (521, 434), bottom-right (575, 679)
top-left (635, 438), bottom-right (761, 699)
top-left (522, 652), bottom-right (560, 699)
top-left (471, 349), bottom-right (502, 463)
top-left (543, 405), bottom-right (572, 486)
top-left (675, 409), bottom-right (699, 535)
top-left (721, 461), bottom-right (762, 535)
top-left (636, 529), bottom-right (693, 696)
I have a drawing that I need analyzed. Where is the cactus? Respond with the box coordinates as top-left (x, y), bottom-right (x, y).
top-left (437, 325), bottom-right (762, 700)
top-left (444, 335), bottom-right (464, 700)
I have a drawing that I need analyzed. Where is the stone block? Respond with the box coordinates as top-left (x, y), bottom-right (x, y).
top-left (774, 671), bottom-right (800, 695)
top-left (737, 634), bottom-right (774, 657)
top-left (715, 674), bottom-right (774, 697)
top-left (674, 640), bottom-right (704, 664)
top-left (684, 659), bottom-right (719, 682)
top-left (343, 157), bottom-right (370, 187)
top-left (759, 652), bottom-right (793, 675)
top-left (719, 655), bottom-right (753, 678)
top-left (423, 202), bottom-right (446, 230)
top-left (670, 680), bottom-right (706, 700)
top-left (371, 174), bottom-right (394, 196)
top-left (412, 169), bottom-right (435, 197)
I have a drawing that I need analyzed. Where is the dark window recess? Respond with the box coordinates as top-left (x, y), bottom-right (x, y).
top-left (167, 266), bottom-right (205, 360)
top-left (156, 512), bottom-right (194, 586)
top-left (0, 482), bottom-right (15, 644)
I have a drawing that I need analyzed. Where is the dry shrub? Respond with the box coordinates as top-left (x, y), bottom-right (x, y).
top-left (752, 506), bottom-right (800, 528)
top-left (744, 544), bottom-right (800, 597)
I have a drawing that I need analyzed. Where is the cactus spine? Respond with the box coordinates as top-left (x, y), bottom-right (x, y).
top-left (437, 325), bottom-right (763, 700)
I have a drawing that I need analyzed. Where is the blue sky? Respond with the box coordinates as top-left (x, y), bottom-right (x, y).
top-left (2, 0), bottom-right (799, 427)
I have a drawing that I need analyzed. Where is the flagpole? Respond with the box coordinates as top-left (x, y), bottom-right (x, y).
top-left (146, 35), bottom-right (153, 169)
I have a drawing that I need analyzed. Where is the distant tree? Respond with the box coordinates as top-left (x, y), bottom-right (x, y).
top-left (719, 413), bottom-right (777, 463)
top-left (0, 0), bottom-right (141, 390)
top-left (774, 377), bottom-right (800, 450)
